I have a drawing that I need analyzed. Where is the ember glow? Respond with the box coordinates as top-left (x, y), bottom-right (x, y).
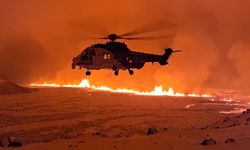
top-left (30, 79), bottom-right (212, 97)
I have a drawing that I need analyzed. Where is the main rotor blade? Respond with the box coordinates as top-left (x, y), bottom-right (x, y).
top-left (121, 35), bottom-right (174, 40)
top-left (121, 20), bottom-right (176, 37)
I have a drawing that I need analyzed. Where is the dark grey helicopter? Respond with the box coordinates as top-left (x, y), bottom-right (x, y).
top-left (71, 23), bottom-right (181, 76)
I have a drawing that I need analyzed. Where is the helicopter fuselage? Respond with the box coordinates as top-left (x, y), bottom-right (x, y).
top-left (72, 41), bottom-right (175, 76)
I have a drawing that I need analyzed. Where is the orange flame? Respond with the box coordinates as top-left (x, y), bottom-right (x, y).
top-left (30, 79), bottom-right (212, 97)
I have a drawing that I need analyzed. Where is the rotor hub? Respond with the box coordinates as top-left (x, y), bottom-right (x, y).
top-left (108, 34), bottom-right (119, 41)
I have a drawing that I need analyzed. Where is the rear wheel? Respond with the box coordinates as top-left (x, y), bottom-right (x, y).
top-left (86, 71), bottom-right (91, 76)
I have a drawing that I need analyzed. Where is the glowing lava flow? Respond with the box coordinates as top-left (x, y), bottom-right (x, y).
top-left (30, 79), bottom-right (212, 97)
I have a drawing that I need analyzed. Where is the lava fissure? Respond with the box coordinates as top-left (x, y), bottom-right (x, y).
top-left (30, 79), bottom-right (212, 98)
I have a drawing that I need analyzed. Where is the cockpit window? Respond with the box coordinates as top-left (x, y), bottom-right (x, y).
top-left (81, 55), bottom-right (88, 61)
top-left (83, 49), bottom-right (96, 56)
top-left (81, 49), bottom-right (96, 61)
top-left (89, 50), bottom-right (96, 56)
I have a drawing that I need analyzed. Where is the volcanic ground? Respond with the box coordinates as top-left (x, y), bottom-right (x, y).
top-left (0, 83), bottom-right (250, 150)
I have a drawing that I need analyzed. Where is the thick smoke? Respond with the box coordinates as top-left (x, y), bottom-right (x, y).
top-left (147, 0), bottom-right (250, 91)
top-left (0, 0), bottom-right (250, 92)
top-left (0, 34), bottom-right (55, 83)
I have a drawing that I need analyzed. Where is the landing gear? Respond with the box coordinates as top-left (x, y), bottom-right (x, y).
top-left (86, 71), bottom-right (91, 76)
top-left (113, 66), bottom-right (119, 76)
top-left (128, 69), bottom-right (134, 75)
top-left (114, 70), bottom-right (119, 76)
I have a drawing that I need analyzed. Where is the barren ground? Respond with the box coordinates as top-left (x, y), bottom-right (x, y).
top-left (0, 87), bottom-right (250, 150)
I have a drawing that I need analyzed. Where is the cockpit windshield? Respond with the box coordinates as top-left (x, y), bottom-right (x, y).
top-left (81, 48), bottom-right (95, 61)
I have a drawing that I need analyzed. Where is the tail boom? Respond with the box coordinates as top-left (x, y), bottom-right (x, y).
top-left (159, 48), bottom-right (180, 65)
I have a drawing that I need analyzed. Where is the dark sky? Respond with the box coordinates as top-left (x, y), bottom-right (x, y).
top-left (0, 0), bottom-right (250, 92)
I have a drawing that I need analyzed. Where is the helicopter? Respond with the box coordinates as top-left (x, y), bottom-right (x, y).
top-left (71, 24), bottom-right (181, 76)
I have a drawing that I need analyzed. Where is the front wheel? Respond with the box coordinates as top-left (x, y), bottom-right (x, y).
top-left (128, 70), bottom-right (134, 75)
top-left (114, 70), bottom-right (119, 76)
top-left (86, 71), bottom-right (91, 76)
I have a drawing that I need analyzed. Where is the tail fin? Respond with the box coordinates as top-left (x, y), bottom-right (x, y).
top-left (159, 48), bottom-right (181, 65)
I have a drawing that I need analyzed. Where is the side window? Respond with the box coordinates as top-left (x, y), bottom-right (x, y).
top-left (107, 54), bottom-right (111, 59)
top-left (103, 53), bottom-right (111, 60)
top-left (104, 54), bottom-right (108, 59)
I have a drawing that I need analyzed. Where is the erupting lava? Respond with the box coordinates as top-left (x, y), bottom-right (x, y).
top-left (30, 79), bottom-right (212, 98)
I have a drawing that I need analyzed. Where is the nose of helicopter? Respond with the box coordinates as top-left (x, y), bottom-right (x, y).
top-left (72, 54), bottom-right (80, 62)
top-left (71, 63), bottom-right (76, 69)
top-left (72, 56), bottom-right (78, 69)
